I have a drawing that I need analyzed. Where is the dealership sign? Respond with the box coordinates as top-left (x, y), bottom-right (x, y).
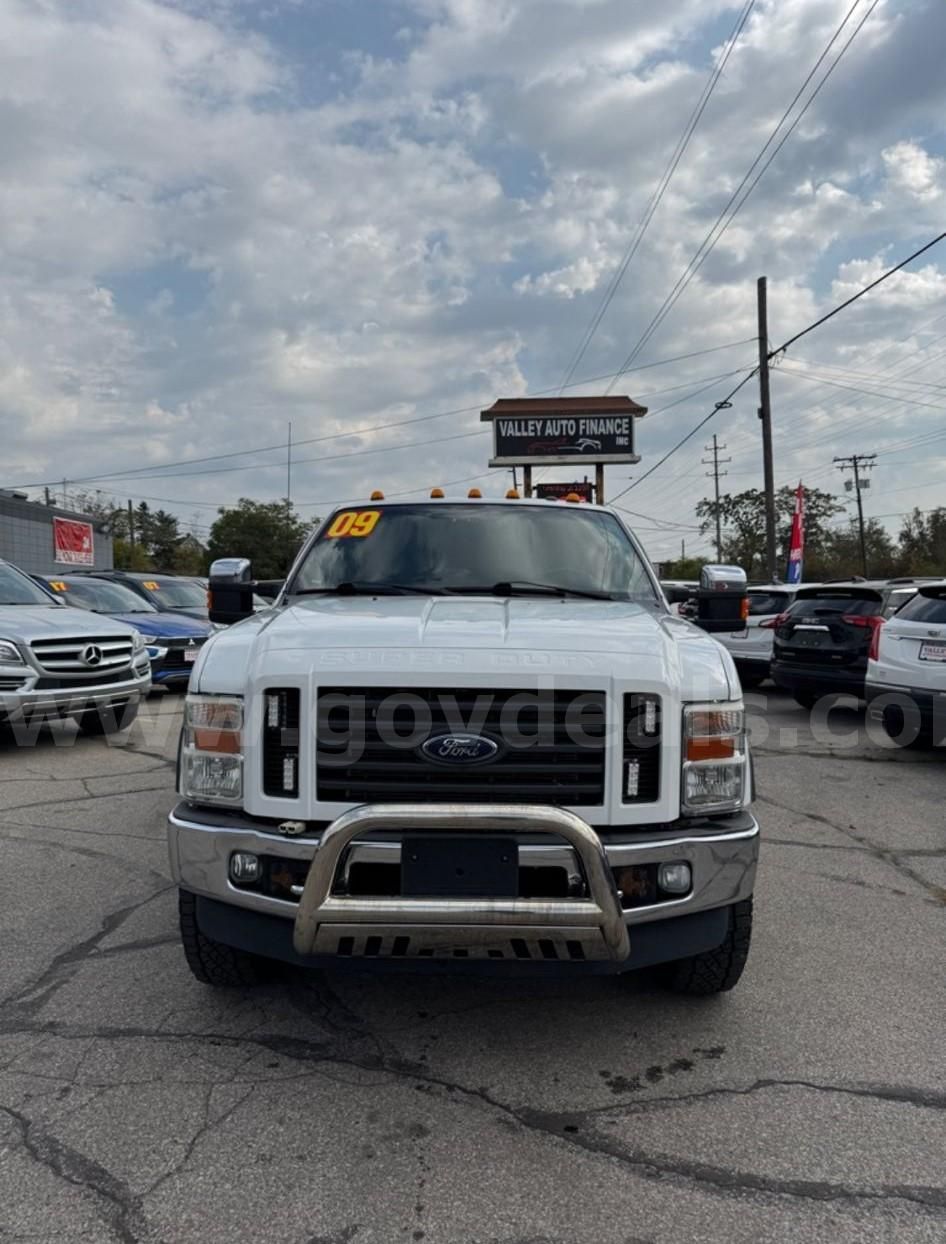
top-left (482, 396), bottom-right (645, 467)
top-left (535, 481), bottom-right (594, 502)
top-left (53, 517), bottom-right (94, 566)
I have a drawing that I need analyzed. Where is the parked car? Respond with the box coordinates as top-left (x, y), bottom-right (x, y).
top-left (79, 571), bottom-right (215, 622)
top-left (34, 574), bottom-right (211, 690)
top-left (0, 559), bottom-right (151, 734)
top-left (719, 584), bottom-right (803, 688)
top-left (866, 580), bottom-right (946, 745)
top-left (771, 579), bottom-right (931, 707)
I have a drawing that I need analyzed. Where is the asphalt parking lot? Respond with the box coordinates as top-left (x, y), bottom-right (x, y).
top-left (0, 689), bottom-right (943, 1244)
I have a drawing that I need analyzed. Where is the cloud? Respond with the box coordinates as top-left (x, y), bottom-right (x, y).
top-left (0, 0), bottom-right (945, 561)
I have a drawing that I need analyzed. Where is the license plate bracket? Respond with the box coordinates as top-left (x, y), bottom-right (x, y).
top-left (919, 642), bottom-right (946, 662)
top-left (401, 835), bottom-right (519, 898)
top-left (184, 648), bottom-right (197, 663)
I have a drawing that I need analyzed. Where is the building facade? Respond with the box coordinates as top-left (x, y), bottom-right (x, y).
top-left (0, 491), bottom-right (114, 576)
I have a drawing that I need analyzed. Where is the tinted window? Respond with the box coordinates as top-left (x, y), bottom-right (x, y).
top-left (882, 589), bottom-right (916, 618)
top-left (131, 577), bottom-right (207, 607)
top-left (894, 591), bottom-right (946, 624)
top-left (46, 578), bottom-right (157, 613)
top-left (787, 593), bottom-right (882, 618)
top-left (293, 504), bottom-right (658, 602)
top-left (747, 591), bottom-right (792, 616)
top-left (0, 563), bottom-right (60, 606)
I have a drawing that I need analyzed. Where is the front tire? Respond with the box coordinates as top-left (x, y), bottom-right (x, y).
top-left (661, 899), bottom-right (753, 995)
top-left (178, 889), bottom-right (270, 986)
top-left (74, 700), bottom-right (140, 735)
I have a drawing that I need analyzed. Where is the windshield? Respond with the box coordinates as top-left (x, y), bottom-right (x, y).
top-left (0, 563), bottom-right (60, 606)
top-left (134, 577), bottom-right (208, 608)
top-left (45, 578), bottom-right (158, 613)
top-left (894, 589), bottom-right (946, 624)
top-left (291, 503), bottom-right (658, 602)
top-left (747, 590), bottom-right (793, 616)
top-left (787, 592), bottom-right (882, 618)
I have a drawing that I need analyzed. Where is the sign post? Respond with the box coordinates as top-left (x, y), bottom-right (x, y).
top-left (481, 396), bottom-right (646, 503)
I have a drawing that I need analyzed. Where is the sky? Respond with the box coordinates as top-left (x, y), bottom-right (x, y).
top-left (1, 0), bottom-right (945, 562)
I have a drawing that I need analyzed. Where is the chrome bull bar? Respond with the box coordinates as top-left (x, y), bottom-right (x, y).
top-left (292, 803), bottom-right (630, 963)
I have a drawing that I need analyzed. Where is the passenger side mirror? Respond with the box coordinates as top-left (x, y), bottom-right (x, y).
top-left (692, 565), bottom-right (748, 635)
top-left (208, 558), bottom-right (255, 626)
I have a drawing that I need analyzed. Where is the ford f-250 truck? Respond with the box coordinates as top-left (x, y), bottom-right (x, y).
top-left (168, 496), bottom-right (758, 994)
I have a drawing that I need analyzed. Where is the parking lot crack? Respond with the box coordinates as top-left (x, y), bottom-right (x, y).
top-left (0, 1105), bottom-right (148, 1243)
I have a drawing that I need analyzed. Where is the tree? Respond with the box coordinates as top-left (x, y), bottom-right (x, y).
top-left (658, 556), bottom-right (709, 580)
top-left (113, 538), bottom-right (154, 571)
top-left (810, 519), bottom-right (898, 580)
top-left (207, 498), bottom-right (312, 580)
top-left (898, 507), bottom-right (946, 575)
top-left (696, 485), bottom-right (844, 579)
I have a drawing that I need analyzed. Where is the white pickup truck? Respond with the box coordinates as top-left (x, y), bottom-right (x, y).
top-left (168, 496), bottom-right (758, 994)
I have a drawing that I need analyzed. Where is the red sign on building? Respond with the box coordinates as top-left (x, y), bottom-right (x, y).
top-left (53, 517), bottom-right (94, 566)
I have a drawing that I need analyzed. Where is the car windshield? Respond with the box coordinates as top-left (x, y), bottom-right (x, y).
top-left (893, 589), bottom-right (946, 624)
top-left (747, 591), bottom-right (792, 616)
top-left (135, 577), bottom-right (207, 607)
top-left (291, 503), bottom-right (659, 602)
top-left (0, 563), bottom-right (61, 606)
top-left (787, 592), bottom-right (882, 617)
top-left (47, 578), bottom-right (157, 613)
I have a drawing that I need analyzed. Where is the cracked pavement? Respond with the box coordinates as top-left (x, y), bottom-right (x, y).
top-left (0, 690), bottom-right (943, 1243)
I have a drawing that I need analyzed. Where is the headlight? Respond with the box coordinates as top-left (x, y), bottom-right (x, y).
top-left (131, 629), bottom-right (145, 653)
top-left (0, 640), bottom-right (24, 665)
top-left (180, 694), bottom-right (243, 805)
top-left (681, 702), bottom-right (746, 815)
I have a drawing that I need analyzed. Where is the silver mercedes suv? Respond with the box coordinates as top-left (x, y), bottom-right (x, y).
top-left (0, 559), bottom-right (152, 736)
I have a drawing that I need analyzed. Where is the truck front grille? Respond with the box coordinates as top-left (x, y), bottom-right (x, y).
top-left (262, 688), bottom-right (300, 797)
top-left (315, 686), bottom-right (607, 805)
top-left (30, 636), bottom-right (133, 675)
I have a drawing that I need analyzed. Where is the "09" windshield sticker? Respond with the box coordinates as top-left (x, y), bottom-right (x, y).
top-left (325, 510), bottom-right (382, 539)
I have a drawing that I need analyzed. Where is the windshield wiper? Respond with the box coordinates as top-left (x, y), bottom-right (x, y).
top-left (447, 581), bottom-right (617, 601)
top-left (293, 582), bottom-right (449, 597)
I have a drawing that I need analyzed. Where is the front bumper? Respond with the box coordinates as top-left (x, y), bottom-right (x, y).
top-left (168, 801), bottom-right (759, 971)
top-left (0, 663), bottom-right (152, 721)
top-left (865, 681), bottom-right (946, 741)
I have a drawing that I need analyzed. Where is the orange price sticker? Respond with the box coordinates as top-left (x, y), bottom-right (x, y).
top-left (49, 580), bottom-right (68, 591)
top-left (143, 581), bottom-right (160, 590)
top-left (325, 510), bottom-right (381, 539)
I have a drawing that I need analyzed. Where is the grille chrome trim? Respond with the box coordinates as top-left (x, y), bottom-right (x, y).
top-left (30, 636), bottom-right (134, 674)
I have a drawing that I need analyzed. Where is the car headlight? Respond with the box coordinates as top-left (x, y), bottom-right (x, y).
top-left (130, 629), bottom-right (146, 653)
top-left (0, 639), bottom-right (25, 665)
top-left (681, 702), bottom-right (747, 815)
top-left (179, 694), bottom-right (243, 805)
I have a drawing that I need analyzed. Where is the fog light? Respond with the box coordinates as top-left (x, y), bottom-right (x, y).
top-left (658, 862), bottom-right (692, 894)
top-left (229, 852), bottom-right (261, 884)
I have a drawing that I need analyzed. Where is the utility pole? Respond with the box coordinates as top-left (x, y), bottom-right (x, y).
top-left (44, 486), bottom-right (51, 506)
top-left (757, 276), bottom-right (777, 580)
top-left (286, 421), bottom-right (293, 569)
top-left (128, 499), bottom-right (135, 550)
top-left (834, 454), bottom-right (876, 576)
top-left (702, 434), bottom-right (731, 562)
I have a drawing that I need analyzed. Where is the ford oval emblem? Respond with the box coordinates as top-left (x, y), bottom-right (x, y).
top-left (419, 733), bottom-right (500, 766)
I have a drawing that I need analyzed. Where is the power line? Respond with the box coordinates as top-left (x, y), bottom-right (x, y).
top-left (5, 339), bottom-right (754, 494)
top-left (605, 0), bottom-right (879, 391)
top-left (557, 0), bottom-right (755, 392)
top-left (610, 227), bottom-right (946, 502)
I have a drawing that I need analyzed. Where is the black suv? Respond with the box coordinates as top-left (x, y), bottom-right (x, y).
top-left (771, 580), bottom-right (926, 707)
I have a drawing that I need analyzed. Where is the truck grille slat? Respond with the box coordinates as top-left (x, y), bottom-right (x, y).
top-left (315, 686), bottom-right (607, 806)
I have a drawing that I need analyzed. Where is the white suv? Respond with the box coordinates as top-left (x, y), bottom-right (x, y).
top-left (866, 581), bottom-right (946, 746)
top-left (719, 584), bottom-right (803, 689)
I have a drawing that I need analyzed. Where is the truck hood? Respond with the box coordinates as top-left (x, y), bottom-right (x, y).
top-left (0, 605), bottom-right (141, 641)
top-left (196, 596), bottom-right (737, 701)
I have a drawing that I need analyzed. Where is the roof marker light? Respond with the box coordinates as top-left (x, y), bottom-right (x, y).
top-left (370, 490), bottom-right (385, 500)
top-left (505, 489), bottom-right (520, 499)
top-left (467, 488), bottom-right (482, 498)
top-left (564, 492), bottom-right (582, 503)
top-left (430, 487), bottom-right (445, 498)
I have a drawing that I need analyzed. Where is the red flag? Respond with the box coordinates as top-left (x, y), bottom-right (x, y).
top-left (786, 482), bottom-right (804, 584)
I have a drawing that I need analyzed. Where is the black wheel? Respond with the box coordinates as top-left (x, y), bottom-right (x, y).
top-left (74, 699), bottom-right (140, 735)
top-left (792, 691), bottom-right (818, 710)
top-left (662, 899), bottom-right (753, 996)
top-left (178, 889), bottom-right (269, 986)
top-left (737, 669), bottom-right (766, 689)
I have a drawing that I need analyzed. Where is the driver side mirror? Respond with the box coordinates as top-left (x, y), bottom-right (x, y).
top-left (691, 564), bottom-right (748, 634)
top-left (208, 558), bottom-right (255, 626)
